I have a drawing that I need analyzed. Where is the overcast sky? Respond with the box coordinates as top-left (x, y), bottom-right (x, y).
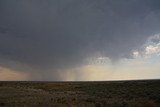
top-left (0, 0), bottom-right (160, 81)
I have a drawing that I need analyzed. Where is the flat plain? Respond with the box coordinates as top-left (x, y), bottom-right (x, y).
top-left (0, 80), bottom-right (160, 107)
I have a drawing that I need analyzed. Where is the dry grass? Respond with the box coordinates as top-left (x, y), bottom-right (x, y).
top-left (0, 80), bottom-right (160, 107)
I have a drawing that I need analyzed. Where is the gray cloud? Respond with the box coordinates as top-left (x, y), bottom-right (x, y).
top-left (0, 0), bottom-right (160, 80)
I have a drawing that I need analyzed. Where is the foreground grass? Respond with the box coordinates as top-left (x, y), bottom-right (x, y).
top-left (0, 80), bottom-right (160, 107)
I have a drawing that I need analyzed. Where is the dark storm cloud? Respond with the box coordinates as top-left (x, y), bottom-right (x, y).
top-left (0, 0), bottom-right (160, 73)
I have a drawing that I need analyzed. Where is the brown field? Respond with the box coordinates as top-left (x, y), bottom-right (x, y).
top-left (0, 80), bottom-right (160, 107)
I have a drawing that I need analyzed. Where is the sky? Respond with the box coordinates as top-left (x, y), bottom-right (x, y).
top-left (0, 0), bottom-right (160, 81)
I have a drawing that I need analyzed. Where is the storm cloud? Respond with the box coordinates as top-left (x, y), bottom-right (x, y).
top-left (0, 0), bottom-right (160, 80)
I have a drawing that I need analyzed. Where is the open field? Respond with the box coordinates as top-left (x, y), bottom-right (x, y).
top-left (0, 80), bottom-right (160, 107)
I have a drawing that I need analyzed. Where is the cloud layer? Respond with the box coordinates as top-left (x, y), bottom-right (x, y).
top-left (0, 0), bottom-right (160, 80)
